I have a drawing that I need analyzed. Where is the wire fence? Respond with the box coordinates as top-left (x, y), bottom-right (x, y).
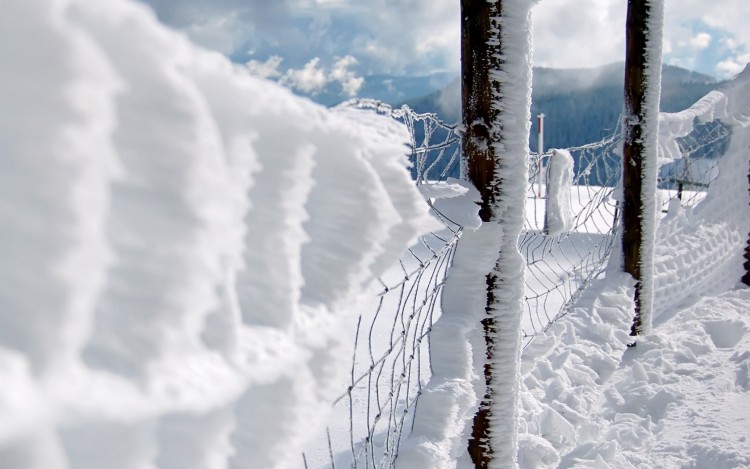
top-left (302, 100), bottom-right (463, 468)
top-left (522, 133), bottom-right (622, 343)
top-left (304, 99), bottom-right (733, 467)
top-left (658, 119), bottom-right (732, 209)
top-left (520, 116), bottom-right (732, 342)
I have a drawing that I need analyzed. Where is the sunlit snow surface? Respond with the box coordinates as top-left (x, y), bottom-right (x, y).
top-left (517, 65), bottom-right (750, 469)
top-left (0, 1), bottom-right (438, 468)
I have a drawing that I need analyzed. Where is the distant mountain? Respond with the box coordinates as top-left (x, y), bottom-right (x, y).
top-left (401, 63), bottom-right (720, 152)
top-left (308, 71), bottom-right (456, 107)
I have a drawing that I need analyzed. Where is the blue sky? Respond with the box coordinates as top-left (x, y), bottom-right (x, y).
top-left (137, 0), bottom-right (749, 95)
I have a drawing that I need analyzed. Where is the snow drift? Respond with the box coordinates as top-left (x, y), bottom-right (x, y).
top-left (0, 1), bottom-right (437, 468)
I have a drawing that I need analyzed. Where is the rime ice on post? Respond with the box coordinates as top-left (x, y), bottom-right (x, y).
top-left (457, 0), bottom-right (538, 467)
top-left (621, 0), bottom-right (665, 337)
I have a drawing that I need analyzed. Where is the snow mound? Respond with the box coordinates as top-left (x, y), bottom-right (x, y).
top-left (0, 1), bottom-right (437, 468)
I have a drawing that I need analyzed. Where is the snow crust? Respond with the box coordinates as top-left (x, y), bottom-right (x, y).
top-left (544, 150), bottom-right (574, 236)
top-left (518, 282), bottom-right (750, 468)
top-left (0, 1), bottom-right (438, 467)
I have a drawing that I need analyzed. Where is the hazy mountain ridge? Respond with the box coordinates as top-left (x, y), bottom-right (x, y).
top-left (401, 63), bottom-right (721, 151)
top-left (310, 71), bottom-right (456, 106)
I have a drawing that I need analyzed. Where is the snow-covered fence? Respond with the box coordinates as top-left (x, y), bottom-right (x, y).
top-left (652, 65), bottom-right (750, 316)
top-left (520, 81), bottom-right (741, 343)
top-left (521, 135), bottom-right (622, 343)
top-left (657, 119), bottom-right (731, 209)
top-left (304, 68), bottom-right (747, 466)
top-left (302, 101), bottom-right (468, 468)
top-left (0, 3), bottom-right (440, 469)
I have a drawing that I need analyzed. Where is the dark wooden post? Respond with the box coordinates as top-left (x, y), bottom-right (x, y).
top-left (621, 0), bottom-right (663, 338)
top-left (462, 0), bottom-right (498, 225)
top-left (461, 3), bottom-right (500, 466)
top-left (461, 0), bottom-right (535, 466)
top-left (743, 164), bottom-right (750, 286)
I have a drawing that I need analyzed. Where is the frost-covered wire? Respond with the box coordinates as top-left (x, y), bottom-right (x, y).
top-left (305, 96), bottom-right (733, 467)
top-left (521, 112), bottom-right (733, 345)
top-left (303, 102), bottom-right (462, 469)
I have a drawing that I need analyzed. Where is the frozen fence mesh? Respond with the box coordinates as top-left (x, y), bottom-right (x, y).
top-left (658, 119), bottom-right (732, 210)
top-left (305, 95), bottom-right (733, 467)
top-left (302, 101), bottom-right (463, 468)
top-left (522, 132), bottom-right (622, 343)
top-left (521, 112), bottom-right (733, 344)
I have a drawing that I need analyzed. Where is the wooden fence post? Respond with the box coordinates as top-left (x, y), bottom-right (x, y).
top-left (621, 0), bottom-right (664, 338)
top-left (743, 163), bottom-right (750, 286)
top-left (461, 0), bottom-right (535, 466)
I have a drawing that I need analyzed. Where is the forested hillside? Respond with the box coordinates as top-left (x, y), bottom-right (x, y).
top-left (404, 63), bottom-right (720, 152)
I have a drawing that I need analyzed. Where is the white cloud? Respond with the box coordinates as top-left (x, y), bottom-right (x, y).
top-left (246, 55), bottom-right (364, 96)
top-left (331, 56), bottom-right (364, 96)
top-left (246, 55), bottom-right (283, 79)
top-left (281, 58), bottom-right (328, 94)
top-left (136, 0), bottom-right (750, 80)
top-left (716, 54), bottom-right (750, 78)
top-left (532, 0), bottom-right (626, 69)
top-left (690, 32), bottom-right (712, 50)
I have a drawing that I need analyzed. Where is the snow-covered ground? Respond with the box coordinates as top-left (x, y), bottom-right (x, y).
top-left (517, 64), bottom-right (750, 469)
top-left (2, 0), bottom-right (749, 468)
top-left (519, 277), bottom-right (750, 469)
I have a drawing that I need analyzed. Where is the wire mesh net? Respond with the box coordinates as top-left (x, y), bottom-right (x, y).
top-left (302, 100), bottom-right (463, 468)
top-left (657, 119), bottom-right (732, 210)
top-left (304, 98), bottom-right (733, 467)
top-left (521, 114), bottom-right (733, 342)
top-left (522, 133), bottom-right (621, 342)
